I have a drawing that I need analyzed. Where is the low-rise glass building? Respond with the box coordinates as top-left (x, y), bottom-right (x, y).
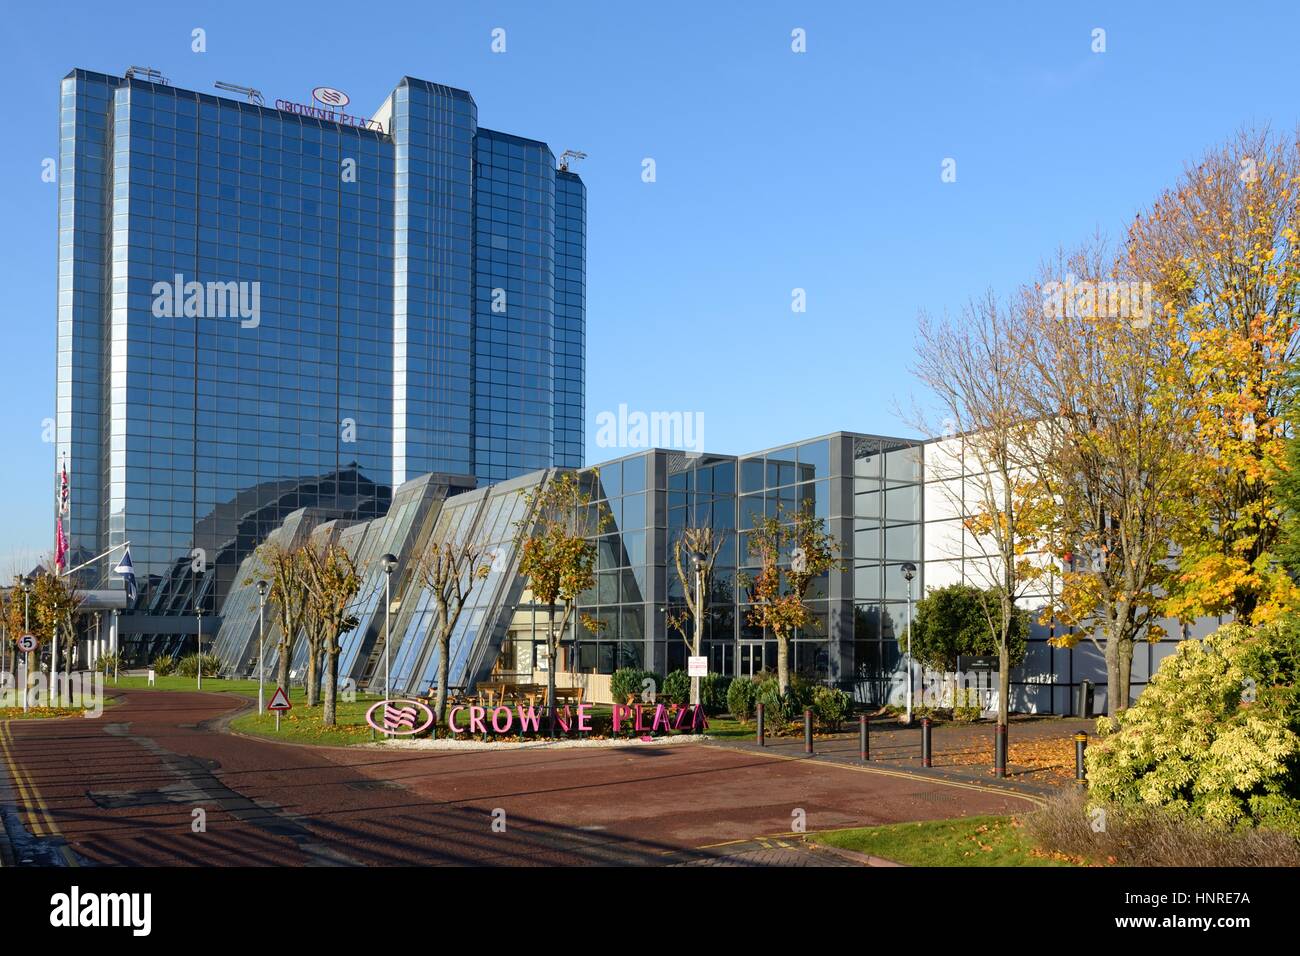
top-left (214, 431), bottom-right (927, 704)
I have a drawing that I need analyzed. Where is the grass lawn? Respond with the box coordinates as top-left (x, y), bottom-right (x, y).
top-left (702, 716), bottom-right (757, 739)
top-left (809, 815), bottom-right (1086, 867)
top-left (229, 689), bottom-right (385, 745)
top-left (105, 675), bottom-right (263, 695)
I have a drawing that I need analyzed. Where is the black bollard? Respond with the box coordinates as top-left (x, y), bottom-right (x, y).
top-left (1074, 731), bottom-right (1087, 783)
top-left (756, 703), bottom-right (765, 746)
top-left (995, 723), bottom-right (1008, 778)
top-left (804, 709), bottom-right (814, 754)
top-left (921, 716), bottom-right (932, 767)
top-left (859, 714), bottom-right (870, 761)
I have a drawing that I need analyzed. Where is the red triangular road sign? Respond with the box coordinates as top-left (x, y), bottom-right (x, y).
top-left (267, 687), bottom-right (292, 711)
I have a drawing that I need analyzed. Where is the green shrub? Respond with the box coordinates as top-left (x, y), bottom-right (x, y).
top-left (1086, 621), bottom-right (1300, 834)
top-left (175, 652), bottom-right (222, 678)
top-left (755, 677), bottom-right (802, 722)
top-left (92, 652), bottom-right (121, 674)
top-left (785, 673), bottom-right (814, 709)
top-left (700, 673), bottom-right (732, 715)
top-left (952, 686), bottom-right (981, 723)
top-left (610, 667), bottom-right (661, 704)
top-left (726, 676), bottom-right (757, 720)
top-left (661, 669), bottom-right (691, 706)
top-left (151, 655), bottom-right (176, 677)
top-left (811, 686), bottom-right (852, 730)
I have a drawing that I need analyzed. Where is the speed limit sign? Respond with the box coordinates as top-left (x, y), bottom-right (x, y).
top-left (16, 634), bottom-right (38, 653)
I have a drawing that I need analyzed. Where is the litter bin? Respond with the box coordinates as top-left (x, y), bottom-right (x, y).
top-left (1075, 680), bottom-right (1095, 718)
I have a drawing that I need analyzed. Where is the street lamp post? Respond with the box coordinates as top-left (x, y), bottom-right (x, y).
top-left (901, 562), bottom-right (917, 723)
top-left (381, 554), bottom-right (398, 699)
top-left (691, 549), bottom-right (705, 707)
top-left (196, 606), bottom-right (204, 691)
top-left (21, 576), bottom-right (31, 714)
top-left (51, 620), bottom-right (59, 708)
top-left (256, 580), bottom-right (269, 714)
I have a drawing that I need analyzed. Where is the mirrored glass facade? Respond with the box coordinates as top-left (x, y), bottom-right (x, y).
top-left (57, 70), bottom-right (585, 619)
top-left (290, 432), bottom-right (925, 699)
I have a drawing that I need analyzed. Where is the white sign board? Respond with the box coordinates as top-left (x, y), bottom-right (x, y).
top-left (16, 634), bottom-right (38, 653)
top-left (688, 656), bottom-right (708, 677)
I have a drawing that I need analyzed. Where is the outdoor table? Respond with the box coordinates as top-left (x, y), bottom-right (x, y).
top-left (553, 686), bottom-right (584, 706)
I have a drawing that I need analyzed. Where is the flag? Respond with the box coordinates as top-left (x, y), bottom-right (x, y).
top-left (54, 457), bottom-right (70, 572)
top-left (114, 546), bottom-right (138, 607)
top-left (55, 516), bottom-right (68, 572)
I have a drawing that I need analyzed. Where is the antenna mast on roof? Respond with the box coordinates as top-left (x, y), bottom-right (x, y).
top-left (125, 66), bottom-right (170, 85)
top-left (214, 81), bottom-right (265, 105)
top-left (558, 149), bottom-right (587, 172)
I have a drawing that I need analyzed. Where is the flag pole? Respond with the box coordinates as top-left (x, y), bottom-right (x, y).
top-left (60, 541), bottom-right (132, 579)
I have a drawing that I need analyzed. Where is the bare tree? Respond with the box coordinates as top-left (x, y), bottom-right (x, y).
top-left (911, 292), bottom-right (1050, 731)
top-left (262, 543), bottom-right (309, 695)
top-left (667, 525), bottom-right (723, 703)
top-left (301, 543), bottom-right (360, 726)
top-left (415, 524), bottom-right (494, 728)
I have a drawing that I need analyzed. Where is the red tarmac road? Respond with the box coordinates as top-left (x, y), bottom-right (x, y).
top-left (0, 690), bottom-right (1036, 866)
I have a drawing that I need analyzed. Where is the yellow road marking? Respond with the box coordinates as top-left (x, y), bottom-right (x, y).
top-left (0, 721), bottom-right (44, 837)
top-left (0, 721), bottom-right (78, 864)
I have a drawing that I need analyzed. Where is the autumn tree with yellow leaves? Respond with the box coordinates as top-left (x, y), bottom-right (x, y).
top-left (1016, 243), bottom-right (1194, 716)
top-left (1127, 129), bottom-right (1300, 625)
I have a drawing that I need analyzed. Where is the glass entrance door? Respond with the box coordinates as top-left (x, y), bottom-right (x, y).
top-left (710, 642), bottom-right (734, 676)
top-left (739, 643), bottom-right (763, 678)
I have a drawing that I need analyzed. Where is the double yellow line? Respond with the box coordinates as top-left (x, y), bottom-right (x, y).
top-left (0, 720), bottom-right (78, 865)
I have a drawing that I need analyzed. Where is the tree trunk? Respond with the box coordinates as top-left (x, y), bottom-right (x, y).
top-left (997, 643), bottom-right (1010, 726)
top-left (305, 642), bottom-right (320, 708)
top-left (547, 605), bottom-right (558, 736)
top-left (776, 631), bottom-right (790, 694)
top-left (1104, 636), bottom-right (1123, 717)
top-left (323, 649), bottom-right (338, 725)
top-left (1116, 638), bottom-right (1133, 715)
top-left (435, 633), bottom-right (450, 731)
top-left (277, 641), bottom-right (291, 696)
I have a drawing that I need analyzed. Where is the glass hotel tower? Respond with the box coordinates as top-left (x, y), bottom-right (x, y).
top-left (56, 69), bottom-right (585, 620)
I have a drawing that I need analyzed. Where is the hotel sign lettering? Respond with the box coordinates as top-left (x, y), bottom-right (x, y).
top-left (370, 700), bottom-right (710, 737)
top-left (274, 97), bottom-right (385, 133)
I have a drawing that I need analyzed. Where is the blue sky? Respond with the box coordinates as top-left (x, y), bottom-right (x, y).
top-left (1, 0), bottom-right (1297, 569)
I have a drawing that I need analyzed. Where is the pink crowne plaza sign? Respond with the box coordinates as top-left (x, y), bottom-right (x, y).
top-left (368, 700), bottom-right (709, 737)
